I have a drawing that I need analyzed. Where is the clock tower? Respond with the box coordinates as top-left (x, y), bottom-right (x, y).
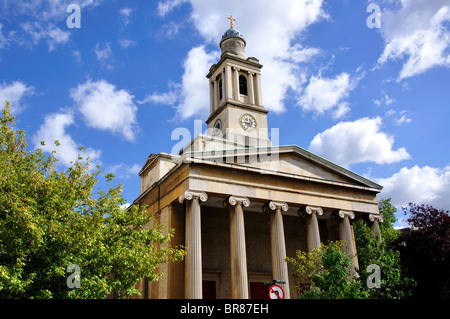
top-left (205, 16), bottom-right (270, 147)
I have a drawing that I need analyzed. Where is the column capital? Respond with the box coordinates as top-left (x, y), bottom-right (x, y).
top-left (299, 206), bottom-right (323, 217)
top-left (263, 201), bottom-right (289, 212)
top-left (179, 190), bottom-right (208, 204)
top-left (368, 214), bottom-right (384, 223)
top-left (338, 210), bottom-right (355, 219)
top-left (223, 196), bottom-right (250, 208)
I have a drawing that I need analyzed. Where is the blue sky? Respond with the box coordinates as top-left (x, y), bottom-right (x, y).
top-left (1, 0), bottom-right (449, 227)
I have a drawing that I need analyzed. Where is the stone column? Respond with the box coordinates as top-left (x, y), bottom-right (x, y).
top-left (302, 206), bottom-right (323, 252)
top-left (265, 201), bottom-right (290, 299)
top-left (213, 80), bottom-right (218, 111)
top-left (338, 210), bottom-right (357, 275)
top-left (224, 196), bottom-right (250, 299)
top-left (179, 190), bottom-right (208, 299)
top-left (255, 73), bottom-right (263, 106)
top-left (221, 68), bottom-right (226, 102)
top-left (369, 214), bottom-right (384, 244)
top-left (233, 67), bottom-right (240, 100)
top-left (209, 81), bottom-right (214, 114)
top-left (226, 65), bottom-right (233, 99)
top-left (247, 71), bottom-right (255, 105)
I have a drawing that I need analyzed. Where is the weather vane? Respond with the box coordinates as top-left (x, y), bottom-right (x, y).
top-left (227, 15), bottom-right (236, 28)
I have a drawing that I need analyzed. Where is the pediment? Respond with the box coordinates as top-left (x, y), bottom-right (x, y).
top-left (203, 145), bottom-right (383, 191)
top-left (245, 145), bottom-right (382, 190)
top-left (155, 134), bottom-right (382, 192)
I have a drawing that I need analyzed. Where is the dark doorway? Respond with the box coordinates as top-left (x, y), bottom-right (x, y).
top-left (202, 281), bottom-right (216, 299)
top-left (250, 282), bottom-right (269, 299)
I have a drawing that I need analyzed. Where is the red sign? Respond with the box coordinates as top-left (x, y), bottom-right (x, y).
top-left (268, 284), bottom-right (284, 299)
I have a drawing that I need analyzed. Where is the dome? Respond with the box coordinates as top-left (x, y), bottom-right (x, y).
top-left (219, 23), bottom-right (247, 59)
top-left (221, 28), bottom-right (246, 43)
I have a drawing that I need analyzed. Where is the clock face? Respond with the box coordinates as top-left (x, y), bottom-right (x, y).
top-left (213, 119), bottom-right (222, 135)
top-left (240, 113), bottom-right (257, 131)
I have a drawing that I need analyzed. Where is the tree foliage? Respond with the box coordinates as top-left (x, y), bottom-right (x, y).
top-left (392, 203), bottom-right (450, 299)
top-left (286, 241), bottom-right (367, 299)
top-left (353, 198), bottom-right (415, 299)
top-left (289, 199), bottom-right (417, 299)
top-left (0, 101), bottom-right (185, 298)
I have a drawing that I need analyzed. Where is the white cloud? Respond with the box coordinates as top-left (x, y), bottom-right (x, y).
top-left (94, 42), bottom-right (112, 61)
top-left (72, 50), bottom-right (82, 64)
top-left (176, 46), bottom-right (219, 119)
top-left (118, 38), bottom-right (137, 49)
top-left (138, 90), bottom-right (178, 105)
top-left (142, 46), bottom-right (218, 119)
top-left (0, 1), bottom-right (103, 51)
top-left (70, 79), bottom-right (139, 141)
top-left (308, 117), bottom-right (411, 168)
top-left (32, 111), bottom-right (101, 167)
top-left (0, 0), bottom-right (103, 21)
top-left (373, 94), bottom-right (395, 107)
top-left (21, 21), bottom-right (70, 51)
top-left (384, 108), bottom-right (413, 126)
top-left (395, 114), bottom-right (411, 126)
top-left (0, 23), bottom-right (11, 49)
top-left (385, 108), bottom-right (396, 117)
top-left (378, 0), bottom-right (450, 80)
top-left (160, 21), bottom-right (183, 38)
top-left (191, 0), bottom-right (327, 114)
top-left (154, 0), bottom-right (327, 118)
top-left (157, 0), bottom-right (189, 17)
top-left (0, 80), bottom-right (34, 114)
top-left (119, 7), bottom-right (133, 26)
top-left (298, 72), bottom-right (357, 119)
top-left (376, 165), bottom-right (450, 209)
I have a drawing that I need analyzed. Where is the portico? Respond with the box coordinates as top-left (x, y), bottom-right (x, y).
top-left (131, 18), bottom-right (383, 299)
top-left (133, 142), bottom-right (382, 299)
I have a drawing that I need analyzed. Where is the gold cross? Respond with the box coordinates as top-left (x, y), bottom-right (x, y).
top-left (227, 15), bottom-right (236, 28)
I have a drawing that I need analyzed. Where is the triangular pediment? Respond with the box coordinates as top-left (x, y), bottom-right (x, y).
top-left (238, 145), bottom-right (382, 190)
top-left (279, 149), bottom-right (378, 187)
top-left (181, 140), bottom-right (382, 191)
top-left (171, 133), bottom-right (382, 191)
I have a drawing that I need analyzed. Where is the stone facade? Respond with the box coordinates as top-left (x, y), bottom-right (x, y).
top-left (130, 23), bottom-right (383, 299)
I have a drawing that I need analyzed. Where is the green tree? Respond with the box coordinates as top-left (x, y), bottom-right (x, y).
top-left (392, 203), bottom-right (450, 299)
top-left (0, 101), bottom-right (185, 298)
top-left (286, 241), bottom-right (367, 299)
top-left (353, 198), bottom-right (415, 299)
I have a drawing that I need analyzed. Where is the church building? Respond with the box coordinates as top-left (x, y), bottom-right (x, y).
top-left (131, 17), bottom-right (384, 299)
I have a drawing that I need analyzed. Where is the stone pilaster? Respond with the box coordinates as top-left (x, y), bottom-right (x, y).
top-left (221, 68), bottom-right (227, 102)
top-left (247, 71), bottom-right (255, 104)
top-left (213, 80), bottom-right (218, 111)
top-left (255, 73), bottom-right (263, 106)
top-left (233, 67), bottom-right (240, 100)
top-left (179, 190), bottom-right (208, 299)
top-left (209, 81), bottom-right (214, 114)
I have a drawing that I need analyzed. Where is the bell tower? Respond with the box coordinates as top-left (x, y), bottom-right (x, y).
top-left (206, 16), bottom-right (270, 146)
